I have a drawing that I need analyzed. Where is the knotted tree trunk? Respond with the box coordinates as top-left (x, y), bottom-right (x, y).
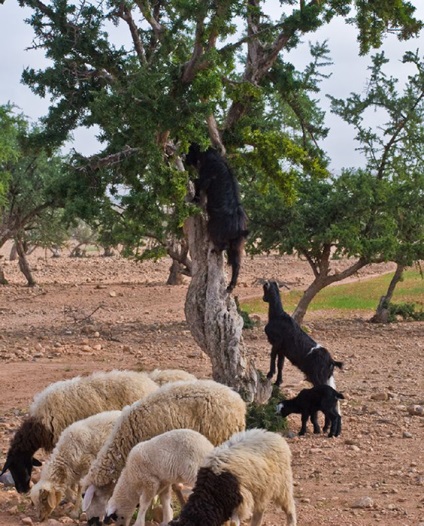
top-left (184, 214), bottom-right (271, 403)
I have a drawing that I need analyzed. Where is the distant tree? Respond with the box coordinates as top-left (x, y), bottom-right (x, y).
top-left (0, 104), bottom-right (69, 285)
top-left (330, 52), bottom-right (424, 323)
top-left (15, 0), bottom-right (423, 398)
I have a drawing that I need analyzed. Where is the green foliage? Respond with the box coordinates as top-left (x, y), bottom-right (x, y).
top-left (235, 296), bottom-right (258, 330)
top-left (246, 385), bottom-right (288, 432)
top-left (387, 302), bottom-right (424, 322)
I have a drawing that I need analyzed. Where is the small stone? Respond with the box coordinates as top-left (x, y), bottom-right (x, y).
top-left (349, 445), bottom-right (361, 452)
top-left (81, 345), bottom-right (92, 352)
top-left (351, 496), bottom-right (374, 509)
top-left (402, 431), bottom-right (413, 439)
top-left (371, 392), bottom-right (388, 401)
top-left (21, 518), bottom-right (33, 525)
top-left (109, 290), bottom-right (117, 297)
top-left (407, 404), bottom-right (424, 416)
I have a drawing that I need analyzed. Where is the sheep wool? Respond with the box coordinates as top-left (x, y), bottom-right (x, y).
top-left (147, 369), bottom-right (197, 386)
top-left (82, 379), bottom-right (246, 522)
top-left (30, 370), bottom-right (158, 445)
top-left (30, 410), bottom-right (121, 521)
top-left (1, 369), bottom-right (159, 494)
top-left (105, 429), bottom-right (214, 526)
top-left (171, 428), bottom-right (296, 526)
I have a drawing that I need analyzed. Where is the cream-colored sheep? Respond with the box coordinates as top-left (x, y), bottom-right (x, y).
top-left (2, 370), bottom-right (159, 494)
top-left (169, 428), bottom-right (296, 526)
top-left (82, 379), bottom-right (246, 524)
top-left (30, 411), bottom-right (121, 521)
top-left (104, 429), bottom-right (214, 526)
top-left (147, 369), bottom-right (197, 386)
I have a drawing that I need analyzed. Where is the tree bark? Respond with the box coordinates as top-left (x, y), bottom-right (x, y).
top-left (370, 263), bottom-right (405, 323)
top-left (184, 214), bottom-right (271, 403)
top-left (15, 237), bottom-right (36, 287)
top-left (292, 255), bottom-right (369, 324)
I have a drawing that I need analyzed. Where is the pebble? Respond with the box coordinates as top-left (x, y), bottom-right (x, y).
top-left (407, 404), bottom-right (424, 416)
top-left (21, 518), bottom-right (33, 525)
top-left (371, 392), bottom-right (388, 401)
top-left (402, 431), bottom-right (413, 439)
top-left (351, 496), bottom-right (374, 508)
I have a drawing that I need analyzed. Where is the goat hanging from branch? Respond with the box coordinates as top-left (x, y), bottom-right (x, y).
top-left (185, 143), bottom-right (249, 293)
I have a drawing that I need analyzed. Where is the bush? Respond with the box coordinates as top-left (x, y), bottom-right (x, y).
top-left (387, 302), bottom-right (424, 322)
top-left (246, 385), bottom-right (288, 432)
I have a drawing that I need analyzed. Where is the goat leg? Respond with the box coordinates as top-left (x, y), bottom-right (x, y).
top-left (310, 412), bottom-right (321, 434)
top-left (299, 413), bottom-right (308, 435)
top-left (275, 353), bottom-right (285, 386)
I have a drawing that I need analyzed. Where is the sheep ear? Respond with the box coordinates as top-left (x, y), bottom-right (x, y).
top-left (82, 485), bottom-right (96, 511)
top-left (32, 457), bottom-right (42, 467)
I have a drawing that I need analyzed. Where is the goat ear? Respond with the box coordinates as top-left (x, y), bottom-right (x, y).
top-left (32, 457), bottom-right (42, 467)
top-left (82, 485), bottom-right (96, 511)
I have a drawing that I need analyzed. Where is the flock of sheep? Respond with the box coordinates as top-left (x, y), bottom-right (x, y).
top-left (1, 369), bottom-right (298, 526)
top-left (1, 144), bottom-right (346, 526)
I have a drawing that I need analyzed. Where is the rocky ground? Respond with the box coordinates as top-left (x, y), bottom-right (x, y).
top-left (0, 250), bottom-right (423, 526)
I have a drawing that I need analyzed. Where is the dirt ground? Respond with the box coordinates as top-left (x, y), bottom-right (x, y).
top-left (0, 249), bottom-right (423, 526)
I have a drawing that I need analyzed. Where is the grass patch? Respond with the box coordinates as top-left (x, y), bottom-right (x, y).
top-left (241, 270), bottom-right (423, 316)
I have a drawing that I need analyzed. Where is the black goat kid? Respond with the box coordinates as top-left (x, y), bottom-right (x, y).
top-left (277, 385), bottom-right (345, 437)
top-left (263, 280), bottom-right (343, 387)
top-left (185, 143), bottom-right (248, 292)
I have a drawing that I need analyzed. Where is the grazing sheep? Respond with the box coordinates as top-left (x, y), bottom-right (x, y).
top-left (147, 369), bottom-right (197, 386)
top-left (169, 428), bottom-right (296, 526)
top-left (30, 410), bottom-right (121, 521)
top-left (263, 280), bottom-right (343, 388)
top-left (276, 385), bottom-right (344, 437)
top-left (185, 143), bottom-right (248, 293)
top-left (1, 370), bottom-right (158, 493)
top-left (82, 379), bottom-right (246, 525)
top-left (104, 429), bottom-right (214, 526)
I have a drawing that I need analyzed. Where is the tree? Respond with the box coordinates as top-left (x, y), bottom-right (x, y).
top-left (15, 0), bottom-right (423, 399)
top-left (329, 52), bottom-right (424, 322)
top-left (0, 104), bottom-right (69, 285)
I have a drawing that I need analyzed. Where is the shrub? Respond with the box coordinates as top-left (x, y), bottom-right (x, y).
top-left (246, 385), bottom-right (288, 432)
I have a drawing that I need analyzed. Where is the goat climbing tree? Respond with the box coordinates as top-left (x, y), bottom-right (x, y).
top-left (16, 0), bottom-right (423, 400)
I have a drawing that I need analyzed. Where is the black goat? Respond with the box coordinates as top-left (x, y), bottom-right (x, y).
top-left (185, 143), bottom-right (248, 292)
top-left (276, 385), bottom-right (344, 437)
top-left (263, 280), bottom-right (343, 387)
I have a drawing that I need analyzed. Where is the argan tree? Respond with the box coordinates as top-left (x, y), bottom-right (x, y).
top-left (13, 0), bottom-right (422, 399)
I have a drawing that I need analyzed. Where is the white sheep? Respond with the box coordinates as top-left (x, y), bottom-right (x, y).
top-left (82, 379), bottom-right (246, 524)
top-left (169, 428), bottom-right (297, 526)
top-left (1, 369), bottom-right (158, 493)
top-left (30, 410), bottom-right (121, 521)
top-left (147, 369), bottom-right (197, 385)
top-left (104, 429), bottom-right (214, 526)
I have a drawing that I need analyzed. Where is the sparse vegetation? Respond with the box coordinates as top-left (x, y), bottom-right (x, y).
top-left (246, 386), bottom-right (288, 432)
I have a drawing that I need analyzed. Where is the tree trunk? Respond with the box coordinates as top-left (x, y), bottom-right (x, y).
top-left (292, 255), bottom-right (369, 324)
top-left (9, 242), bottom-right (18, 261)
top-left (370, 263), bottom-right (405, 323)
top-left (0, 266), bottom-right (8, 285)
top-left (15, 237), bottom-right (36, 287)
top-left (166, 259), bottom-right (184, 285)
top-left (184, 215), bottom-right (271, 403)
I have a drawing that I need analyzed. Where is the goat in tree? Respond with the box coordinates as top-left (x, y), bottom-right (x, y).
top-left (185, 143), bottom-right (248, 293)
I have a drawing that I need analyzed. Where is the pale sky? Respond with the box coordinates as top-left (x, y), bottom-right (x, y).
top-left (0, 1), bottom-right (423, 171)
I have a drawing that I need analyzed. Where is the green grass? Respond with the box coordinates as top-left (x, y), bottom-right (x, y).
top-left (241, 270), bottom-right (424, 316)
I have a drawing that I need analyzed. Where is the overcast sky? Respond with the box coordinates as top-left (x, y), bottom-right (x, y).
top-left (1, 1), bottom-right (423, 171)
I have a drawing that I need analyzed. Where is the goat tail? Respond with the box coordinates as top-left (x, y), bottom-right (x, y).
top-left (335, 391), bottom-right (345, 400)
top-left (333, 360), bottom-right (343, 370)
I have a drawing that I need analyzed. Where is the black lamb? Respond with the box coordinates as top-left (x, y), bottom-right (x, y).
top-left (276, 385), bottom-right (345, 437)
top-left (263, 280), bottom-right (343, 387)
top-left (185, 143), bottom-right (248, 292)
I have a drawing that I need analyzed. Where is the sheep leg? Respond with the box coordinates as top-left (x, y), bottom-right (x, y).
top-left (299, 413), bottom-right (308, 435)
top-left (250, 510), bottom-right (264, 526)
top-left (159, 484), bottom-right (173, 525)
top-left (171, 483), bottom-right (186, 507)
top-left (69, 484), bottom-right (82, 519)
top-left (310, 412), bottom-right (321, 434)
top-left (275, 353), bottom-right (285, 386)
top-left (134, 483), bottom-right (159, 526)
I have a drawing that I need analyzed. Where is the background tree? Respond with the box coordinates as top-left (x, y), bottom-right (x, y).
top-left (0, 104), bottom-right (69, 285)
top-left (330, 52), bottom-right (424, 323)
top-left (14, 0), bottom-right (423, 398)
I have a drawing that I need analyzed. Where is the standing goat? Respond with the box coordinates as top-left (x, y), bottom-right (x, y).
top-left (185, 143), bottom-right (248, 292)
top-left (263, 281), bottom-right (343, 388)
